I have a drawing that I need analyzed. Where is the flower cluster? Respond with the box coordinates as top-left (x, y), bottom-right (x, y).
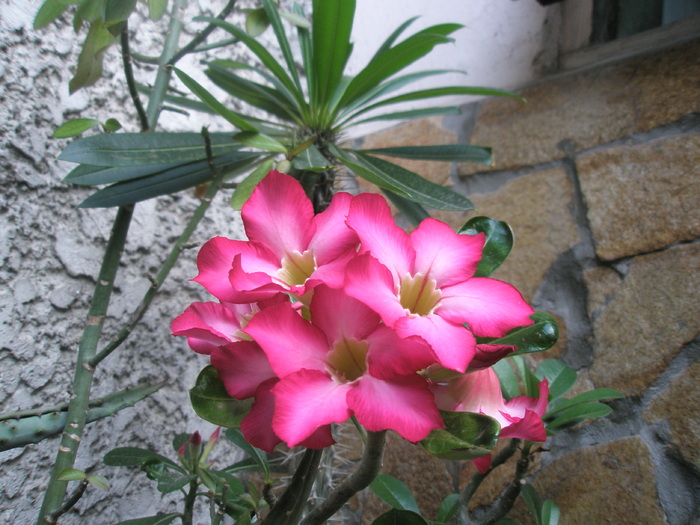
top-left (173, 171), bottom-right (547, 457)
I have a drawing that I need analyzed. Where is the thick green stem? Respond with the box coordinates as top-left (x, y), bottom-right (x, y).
top-left (182, 479), bottom-right (199, 525)
top-left (121, 21), bottom-right (150, 132)
top-left (37, 205), bottom-right (134, 524)
top-left (301, 430), bottom-right (387, 525)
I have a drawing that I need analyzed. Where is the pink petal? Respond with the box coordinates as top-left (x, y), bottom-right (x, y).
top-left (242, 171), bottom-right (315, 260)
top-left (504, 379), bottom-right (549, 418)
top-left (272, 369), bottom-right (352, 447)
top-left (227, 253), bottom-right (287, 303)
top-left (438, 278), bottom-right (535, 338)
top-left (395, 314), bottom-right (476, 373)
top-left (410, 219), bottom-right (484, 287)
top-left (344, 254), bottom-right (406, 327)
top-left (306, 250), bottom-right (356, 290)
top-left (472, 455), bottom-right (492, 474)
top-left (366, 326), bottom-right (436, 379)
top-left (241, 379), bottom-right (282, 453)
top-left (346, 193), bottom-right (414, 279)
top-left (210, 341), bottom-right (277, 399)
top-left (308, 192), bottom-right (359, 265)
top-left (171, 302), bottom-right (244, 354)
top-left (436, 368), bottom-right (508, 425)
top-left (469, 344), bottom-right (517, 371)
top-left (348, 374), bottom-right (443, 442)
top-left (192, 237), bottom-right (246, 301)
top-left (299, 425), bottom-right (336, 449)
top-left (311, 285), bottom-right (381, 344)
top-left (499, 409), bottom-right (547, 442)
top-left (243, 303), bottom-right (329, 377)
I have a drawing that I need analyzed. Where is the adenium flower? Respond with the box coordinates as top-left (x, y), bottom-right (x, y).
top-left (432, 366), bottom-right (549, 472)
top-left (193, 171), bottom-right (359, 304)
top-left (242, 285), bottom-right (443, 448)
top-left (344, 193), bottom-right (535, 373)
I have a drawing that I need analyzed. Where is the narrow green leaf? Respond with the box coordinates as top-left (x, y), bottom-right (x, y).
top-left (520, 485), bottom-right (542, 525)
top-left (546, 402), bottom-right (613, 430)
top-left (294, 2), bottom-right (313, 102)
top-left (370, 475), bottom-right (419, 513)
top-left (34, 0), bottom-right (73, 29)
top-left (244, 8), bottom-right (269, 36)
top-left (535, 359), bottom-right (576, 400)
top-left (57, 468), bottom-right (86, 481)
top-left (370, 16), bottom-right (419, 61)
top-left (361, 144), bottom-right (491, 165)
top-left (291, 143), bottom-right (332, 172)
top-left (545, 388), bottom-right (623, 419)
top-left (436, 493), bottom-right (461, 524)
top-left (190, 366), bottom-right (253, 428)
top-left (113, 514), bottom-right (180, 525)
top-left (103, 0), bottom-right (136, 23)
top-left (458, 216), bottom-right (513, 277)
top-left (262, 0), bottom-right (302, 91)
top-left (173, 68), bottom-right (258, 131)
top-left (60, 132), bottom-right (242, 167)
top-left (381, 190), bottom-right (429, 227)
top-left (478, 312), bottom-right (559, 357)
top-left (230, 159), bottom-right (274, 210)
top-left (421, 411), bottom-right (500, 460)
top-left (224, 428), bottom-right (270, 480)
top-left (104, 447), bottom-right (179, 469)
top-left (233, 131), bottom-right (287, 153)
top-left (53, 118), bottom-right (102, 138)
top-left (64, 162), bottom-right (176, 186)
top-left (352, 151), bottom-right (474, 211)
top-left (279, 10), bottom-right (310, 28)
top-left (541, 499), bottom-right (560, 525)
top-left (492, 359), bottom-right (521, 400)
top-left (351, 106), bottom-right (461, 125)
top-left (147, 0), bottom-right (168, 21)
top-left (329, 145), bottom-right (407, 196)
top-left (372, 509), bottom-right (429, 525)
top-left (86, 474), bottom-right (110, 491)
top-left (103, 118), bottom-right (122, 132)
top-left (511, 356), bottom-right (541, 399)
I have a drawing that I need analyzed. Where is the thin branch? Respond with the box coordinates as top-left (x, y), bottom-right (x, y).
top-left (167, 0), bottom-right (238, 66)
top-left (120, 22), bottom-right (150, 132)
top-left (131, 52), bottom-right (161, 64)
top-left (47, 479), bottom-right (88, 524)
top-left (301, 431), bottom-right (387, 525)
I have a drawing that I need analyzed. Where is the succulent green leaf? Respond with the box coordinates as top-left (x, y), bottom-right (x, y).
top-left (172, 433), bottom-right (189, 454)
top-left (113, 514), bottom-right (180, 525)
top-left (190, 366), bottom-right (253, 428)
top-left (87, 474), bottom-right (110, 491)
top-left (103, 118), bottom-right (122, 131)
top-left (60, 131), bottom-right (243, 167)
top-left (369, 474), bottom-right (419, 512)
top-left (34, 0), bottom-right (74, 29)
top-left (541, 499), bottom-right (561, 525)
top-left (545, 388), bottom-right (623, 419)
top-left (292, 143), bottom-right (332, 172)
top-left (53, 118), bottom-right (102, 138)
top-left (103, 0), bottom-right (136, 23)
top-left (147, 0), bottom-right (168, 21)
top-left (546, 402), bottom-right (613, 430)
top-left (492, 359), bottom-right (521, 400)
top-left (155, 471), bottom-right (194, 494)
top-left (421, 411), bottom-right (500, 460)
top-left (372, 509), bottom-right (430, 525)
top-left (57, 468), bottom-right (86, 481)
top-left (458, 216), bottom-right (513, 277)
top-left (381, 189), bottom-right (430, 227)
top-left (535, 359), bottom-right (576, 400)
top-left (244, 8), bottom-right (269, 36)
top-left (104, 447), bottom-right (179, 469)
top-left (225, 428), bottom-right (270, 479)
top-left (361, 144), bottom-right (491, 165)
top-left (69, 19), bottom-right (118, 93)
top-left (521, 484), bottom-right (542, 525)
top-left (436, 493), bottom-right (460, 524)
top-left (64, 162), bottom-right (175, 186)
top-left (478, 312), bottom-right (559, 357)
top-left (233, 131), bottom-right (287, 153)
top-left (230, 159), bottom-right (275, 210)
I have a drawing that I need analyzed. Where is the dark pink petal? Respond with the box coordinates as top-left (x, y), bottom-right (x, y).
top-left (308, 192), bottom-right (359, 265)
top-left (306, 250), bottom-right (356, 290)
top-left (311, 285), bottom-right (381, 344)
top-left (410, 219), bottom-right (484, 287)
top-left (346, 193), bottom-right (414, 279)
top-left (241, 379), bottom-right (282, 453)
top-left (469, 344), bottom-right (517, 370)
top-left (171, 302), bottom-right (244, 354)
top-left (472, 455), bottom-right (492, 474)
top-left (227, 254), bottom-right (287, 303)
top-left (438, 278), bottom-right (535, 338)
top-left (210, 341), bottom-right (277, 399)
top-left (243, 303), bottom-right (328, 377)
top-left (396, 314), bottom-right (476, 373)
top-left (499, 409), bottom-right (547, 442)
top-left (348, 374), bottom-right (443, 442)
top-left (242, 171), bottom-right (315, 260)
top-left (504, 379), bottom-right (549, 418)
top-left (192, 237), bottom-right (246, 301)
top-left (344, 254), bottom-right (406, 327)
top-left (366, 326), bottom-right (436, 379)
top-left (298, 425), bottom-right (336, 449)
top-left (272, 369), bottom-right (352, 447)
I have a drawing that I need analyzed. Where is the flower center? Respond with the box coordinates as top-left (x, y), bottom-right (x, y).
top-left (326, 338), bottom-right (369, 382)
top-left (277, 250), bottom-right (316, 286)
top-left (399, 273), bottom-right (441, 316)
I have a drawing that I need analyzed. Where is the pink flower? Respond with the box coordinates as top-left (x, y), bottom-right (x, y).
top-left (432, 366), bottom-right (549, 472)
top-left (344, 194), bottom-right (535, 373)
top-left (193, 171), bottom-right (359, 304)
top-left (242, 285), bottom-right (443, 448)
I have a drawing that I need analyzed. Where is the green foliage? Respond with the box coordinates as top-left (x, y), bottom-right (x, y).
top-left (459, 216), bottom-right (514, 277)
top-left (189, 366), bottom-right (253, 428)
top-left (520, 485), bottom-right (560, 525)
top-left (370, 474), bottom-right (420, 513)
top-left (372, 509), bottom-right (429, 525)
top-left (113, 515), bottom-right (180, 525)
top-left (421, 411), bottom-right (500, 460)
top-left (476, 312), bottom-right (559, 358)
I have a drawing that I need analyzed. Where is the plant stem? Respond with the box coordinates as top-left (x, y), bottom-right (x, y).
top-left (121, 21), bottom-right (150, 132)
top-left (47, 479), bottom-right (88, 524)
top-left (301, 430), bottom-right (387, 525)
top-left (182, 478), bottom-right (199, 525)
top-left (37, 205), bottom-right (134, 524)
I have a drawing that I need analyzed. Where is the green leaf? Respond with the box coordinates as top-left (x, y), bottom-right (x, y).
top-left (458, 216), bottom-right (513, 277)
top-left (87, 474), bottom-right (110, 491)
top-left (372, 509), bottom-right (429, 525)
top-left (262, 0), bottom-right (301, 91)
top-left (421, 411), bottom-right (500, 460)
top-left (244, 8), bottom-right (269, 36)
top-left (103, 0), bottom-right (136, 23)
top-left (59, 132), bottom-right (242, 167)
top-left (361, 144), bottom-right (491, 165)
top-left (511, 355), bottom-right (541, 399)
top-left (541, 499), bottom-right (560, 525)
top-left (78, 151), bottom-right (261, 208)
top-left (279, 10), bottom-right (310, 29)
top-left (535, 359), bottom-right (576, 400)
top-left (69, 19), bottom-right (118, 93)
top-left (479, 312), bottom-right (559, 357)
top-left (520, 485), bottom-right (542, 525)
top-left (64, 162), bottom-right (176, 186)
top-left (57, 468), bottom-right (86, 481)
top-left (147, 0), bottom-right (168, 21)
top-left (436, 493), bottom-right (460, 524)
top-left (103, 118), bottom-right (122, 132)
top-left (53, 118), bottom-right (102, 138)
top-left (370, 475), bottom-right (419, 513)
top-left (173, 68), bottom-right (258, 131)
top-left (545, 388), bottom-right (623, 419)
top-left (113, 514), bottom-right (180, 525)
top-left (381, 189), bottom-right (429, 227)
top-left (104, 447), bottom-right (179, 469)
top-left (292, 144), bottom-right (332, 172)
top-left (352, 151), bottom-right (474, 211)
top-left (311, 0), bottom-right (356, 109)
top-left (190, 366), bottom-right (253, 429)
top-left (230, 159), bottom-right (275, 210)
top-left (34, 0), bottom-right (74, 29)
top-left (224, 428), bottom-right (270, 479)
top-left (370, 16), bottom-right (418, 61)
top-left (351, 106), bottom-right (461, 125)
top-left (155, 471), bottom-right (194, 494)
top-left (172, 433), bottom-right (189, 454)
top-left (546, 402), bottom-right (613, 430)
top-left (233, 131), bottom-right (287, 153)
top-left (492, 359), bottom-right (521, 400)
